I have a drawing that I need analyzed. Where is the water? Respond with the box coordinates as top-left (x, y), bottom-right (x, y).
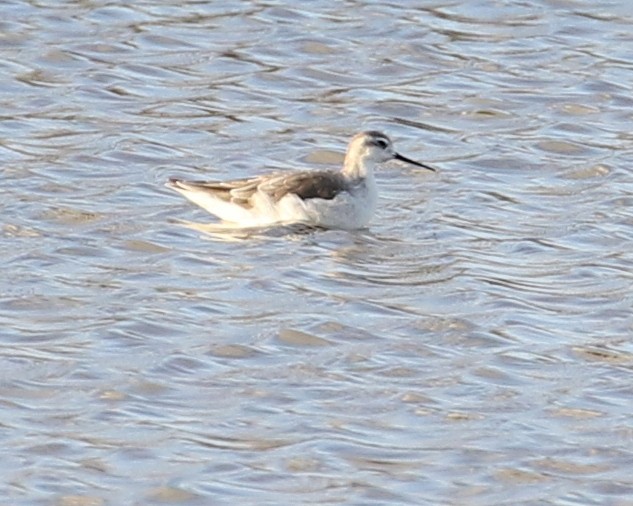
top-left (1, 1), bottom-right (632, 504)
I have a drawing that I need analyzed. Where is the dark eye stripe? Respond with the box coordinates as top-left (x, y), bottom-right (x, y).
top-left (370, 138), bottom-right (389, 148)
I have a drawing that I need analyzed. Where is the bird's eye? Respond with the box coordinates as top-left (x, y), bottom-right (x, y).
top-left (375, 139), bottom-right (388, 149)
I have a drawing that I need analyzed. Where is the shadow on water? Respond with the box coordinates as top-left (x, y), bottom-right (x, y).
top-left (171, 218), bottom-right (329, 242)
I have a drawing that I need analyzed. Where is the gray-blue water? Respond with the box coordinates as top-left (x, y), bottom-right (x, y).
top-left (1, 1), bottom-right (632, 504)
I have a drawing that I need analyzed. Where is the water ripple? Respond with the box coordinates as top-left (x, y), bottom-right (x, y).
top-left (2, 0), bottom-right (633, 504)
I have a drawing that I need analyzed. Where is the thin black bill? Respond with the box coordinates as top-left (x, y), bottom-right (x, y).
top-left (394, 152), bottom-right (436, 172)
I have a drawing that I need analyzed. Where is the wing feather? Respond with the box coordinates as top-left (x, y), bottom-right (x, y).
top-left (260, 171), bottom-right (347, 201)
top-left (170, 170), bottom-right (348, 207)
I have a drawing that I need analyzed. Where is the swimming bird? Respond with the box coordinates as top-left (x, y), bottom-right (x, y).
top-left (166, 131), bottom-right (435, 230)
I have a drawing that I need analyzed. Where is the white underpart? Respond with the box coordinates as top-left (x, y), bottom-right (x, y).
top-left (302, 179), bottom-right (377, 229)
top-left (171, 175), bottom-right (378, 229)
top-left (170, 185), bottom-right (255, 223)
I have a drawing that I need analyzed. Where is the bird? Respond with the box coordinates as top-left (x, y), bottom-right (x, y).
top-left (166, 131), bottom-right (435, 230)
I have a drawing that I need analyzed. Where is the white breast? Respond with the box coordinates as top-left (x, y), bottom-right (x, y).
top-left (302, 178), bottom-right (378, 229)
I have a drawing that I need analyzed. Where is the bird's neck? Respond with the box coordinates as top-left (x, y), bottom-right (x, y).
top-left (343, 155), bottom-right (375, 180)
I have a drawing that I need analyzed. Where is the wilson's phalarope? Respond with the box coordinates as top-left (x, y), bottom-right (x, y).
top-left (166, 131), bottom-right (435, 230)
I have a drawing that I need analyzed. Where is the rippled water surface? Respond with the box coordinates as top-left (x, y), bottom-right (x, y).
top-left (2, 1), bottom-right (633, 504)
